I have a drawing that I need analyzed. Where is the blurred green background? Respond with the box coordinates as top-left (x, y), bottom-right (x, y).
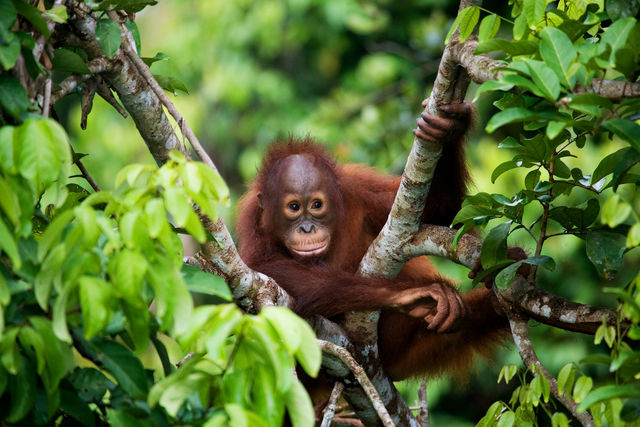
top-left (52, 0), bottom-right (638, 424)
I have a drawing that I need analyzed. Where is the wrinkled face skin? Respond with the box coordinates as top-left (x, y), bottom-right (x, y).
top-left (264, 155), bottom-right (337, 259)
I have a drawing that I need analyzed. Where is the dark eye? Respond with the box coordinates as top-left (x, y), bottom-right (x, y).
top-left (289, 202), bottom-right (300, 211)
top-left (311, 200), bottom-right (323, 209)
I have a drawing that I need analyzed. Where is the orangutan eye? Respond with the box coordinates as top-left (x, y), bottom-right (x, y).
top-left (311, 200), bottom-right (323, 209)
top-left (289, 202), bottom-right (300, 211)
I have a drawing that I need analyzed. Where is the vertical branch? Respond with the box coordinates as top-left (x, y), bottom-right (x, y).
top-left (418, 380), bottom-right (429, 427)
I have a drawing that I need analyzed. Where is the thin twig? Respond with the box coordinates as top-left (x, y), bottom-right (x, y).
top-left (70, 145), bottom-right (100, 192)
top-left (42, 79), bottom-right (52, 118)
top-left (321, 381), bottom-right (345, 427)
top-left (504, 311), bottom-right (594, 427)
top-left (318, 340), bottom-right (395, 427)
top-left (418, 380), bottom-right (429, 427)
top-left (110, 12), bottom-right (219, 173)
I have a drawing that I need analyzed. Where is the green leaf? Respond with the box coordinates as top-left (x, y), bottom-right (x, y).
top-left (524, 59), bottom-right (561, 101)
top-left (475, 38), bottom-right (538, 55)
top-left (153, 74), bottom-right (189, 95)
top-left (125, 19), bottom-right (140, 52)
top-left (628, 223), bottom-right (640, 247)
top-left (12, 0), bottom-right (49, 39)
top-left (95, 339), bottom-right (149, 399)
top-left (0, 37), bottom-right (20, 69)
top-left (474, 80), bottom-right (515, 101)
top-left (42, 5), bottom-right (67, 23)
top-left (0, 0), bottom-right (16, 28)
top-left (110, 249), bottom-right (147, 305)
top-left (586, 231), bottom-right (626, 279)
top-left (539, 27), bottom-right (577, 88)
top-left (606, 0), bottom-right (640, 20)
top-left (491, 161), bottom-right (518, 183)
top-left (459, 6), bottom-right (480, 42)
top-left (497, 410), bottom-right (515, 427)
top-left (284, 378), bottom-right (314, 427)
top-left (592, 147), bottom-right (633, 184)
top-left (524, 0), bottom-right (546, 27)
top-left (523, 256), bottom-right (555, 271)
top-left (29, 317), bottom-right (73, 394)
top-left (0, 74), bottom-right (28, 119)
top-left (600, 17), bottom-right (636, 61)
top-left (601, 194), bottom-right (631, 228)
top-left (141, 52), bottom-right (169, 67)
top-left (79, 276), bottom-right (112, 339)
top-left (95, 19), bottom-right (122, 59)
top-left (181, 264), bottom-right (232, 300)
top-left (51, 48), bottom-right (91, 74)
top-left (16, 118), bottom-right (71, 194)
top-left (96, 0), bottom-right (158, 13)
top-left (5, 356), bottom-right (36, 423)
top-left (478, 14), bottom-right (501, 42)
top-left (573, 376), bottom-right (593, 403)
top-left (0, 219), bottom-right (20, 269)
top-left (557, 364), bottom-right (575, 396)
top-left (481, 222), bottom-right (510, 268)
top-left (486, 108), bottom-right (536, 133)
top-left (495, 260), bottom-right (522, 289)
top-left (602, 119), bottom-right (640, 151)
top-left (577, 384), bottom-right (640, 412)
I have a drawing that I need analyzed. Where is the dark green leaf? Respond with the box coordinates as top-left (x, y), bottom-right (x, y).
top-left (125, 19), bottom-right (140, 53)
top-left (585, 231), bottom-right (626, 279)
top-left (592, 147), bottom-right (633, 184)
top-left (97, 0), bottom-right (158, 13)
top-left (491, 161), bottom-right (518, 183)
top-left (141, 52), bottom-right (168, 67)
top-left (0, 74), bottom-right (28, 119)
top-left (522, 256), bottom-right (555, 271)
top-left (68, 368), bottom-right (113, 402)
top-left (603, 119), bottom-right (640, 152)
top-left (481, 222), bottom-right (510, 269)
top-left (12, 0), bottom-right (49, 39)
top-left (95, 19), bottom-right (121, 59)
top-left (6, 357), bottom-right (36, 423)
top-left (60, 388), bottom-right (96, 427)
top-left (51, 48), bottom-right (91, 74)
top-left (153, 74), bottom-right (189, 95)
top-left (495, 260), bottom-right (522, 289)
top-left (606, 0), bottom-right (640, 20)
top-left (182, 264), bottom-right (232, 300)
top-left (0, 0), bottom-right (16, 28)
top-left (94, 339), bottom-right (149, 399)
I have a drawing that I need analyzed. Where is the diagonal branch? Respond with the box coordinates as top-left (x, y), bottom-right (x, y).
top-left (506, 312), bottom-right (594, 426)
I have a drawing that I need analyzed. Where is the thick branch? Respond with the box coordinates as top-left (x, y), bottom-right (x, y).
top-left (402, 225), bottom-right (481, 269)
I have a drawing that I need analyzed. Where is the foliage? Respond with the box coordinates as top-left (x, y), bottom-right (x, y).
top-left (0, 2), bottom-right (320, 425)
top-left (449, 0), bottom-right (640, 425)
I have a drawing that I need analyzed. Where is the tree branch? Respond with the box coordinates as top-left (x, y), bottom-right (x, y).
top-left (453, 41), bottom-right (640, 99)
top-left (318, 340), bottom-right (396, 427)
top-left (506, 312), bottom-right (594, 426)
top-left (321, 381), bottom-right (345, 427)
